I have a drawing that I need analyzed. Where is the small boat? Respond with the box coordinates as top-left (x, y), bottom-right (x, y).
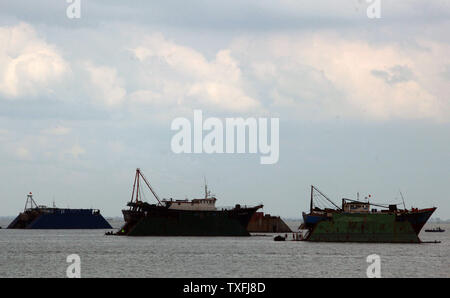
top-left (274, 235), bottom-right (286, 241)
top-left (425, 227), bottom-right (445, 232)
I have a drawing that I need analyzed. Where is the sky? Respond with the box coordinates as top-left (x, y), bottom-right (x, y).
top-left (0, 1), bottom-right (449, 219)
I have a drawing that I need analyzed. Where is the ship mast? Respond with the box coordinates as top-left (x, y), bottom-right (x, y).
top-left (130, 168), bottom-right (162, 206)
top-left (204, 177), bottom-right (211, 199)
top-left (24, 192), bottom-right (38, 211)
top-left (399, 191), bottom-right (407, 210)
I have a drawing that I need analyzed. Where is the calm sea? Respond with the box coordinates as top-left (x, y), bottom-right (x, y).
top-left (0, 219), bottom-right (448, 278)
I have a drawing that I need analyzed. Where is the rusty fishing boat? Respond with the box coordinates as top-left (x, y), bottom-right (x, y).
top-left (300, 186), bottom-right (436, 243)
top-left (116, 169), bottom-right (263, 236)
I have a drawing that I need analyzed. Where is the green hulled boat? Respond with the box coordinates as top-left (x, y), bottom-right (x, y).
top-left (301, 186), bottom-right (436, 243)
top-left (116, 169), bottom-right (262, 236)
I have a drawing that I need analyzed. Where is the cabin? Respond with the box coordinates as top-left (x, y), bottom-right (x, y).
top-left (342, 200), bottom-right (370, 213)
top-left (162, 198), bottom-right (217, 211)
top-left (161, 183), bottom-right (219, 211)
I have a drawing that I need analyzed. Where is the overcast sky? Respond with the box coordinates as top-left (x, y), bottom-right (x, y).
top-left (0, 1), bottom-right (449, 219)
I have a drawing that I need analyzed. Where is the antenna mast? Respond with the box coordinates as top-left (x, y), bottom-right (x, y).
top-left (399, 191), bottom-right (407, 210)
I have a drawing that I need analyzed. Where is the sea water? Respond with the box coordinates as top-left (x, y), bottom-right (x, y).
top-left (0, 219), bottom-right (448, 278)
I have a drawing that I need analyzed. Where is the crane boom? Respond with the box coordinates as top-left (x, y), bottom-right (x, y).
top-left (131, 168), bottom-right (162, 206)
top-left (312, 185), bottom-right (342, 210)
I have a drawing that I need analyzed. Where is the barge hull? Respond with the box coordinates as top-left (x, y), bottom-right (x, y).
top-left (121, 206), bottom-right (260, 236)
top-left (8, 209), bottom-right (112, 229)
top-left (247, 212), bottom-right (292, 233)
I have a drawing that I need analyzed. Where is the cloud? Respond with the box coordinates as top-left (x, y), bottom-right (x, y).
top-left (129, 34), bottom-right (261, 113)
top-left (3, 134), bottom-right (49, 162)
top-left (1, 22), bottom-right (448, 123)
top-left (84, 62), bottom-right (126, 107)
top-left (0, 23), bottom-right (69, 98)
top-left (0, 3), bottom-right (449, 220)
top-left (371, 65), bottom-right (414, 85)
top-left (0, 128), bottom-right (87, 164)
top-left (230, 33), bottom-right (450, 121)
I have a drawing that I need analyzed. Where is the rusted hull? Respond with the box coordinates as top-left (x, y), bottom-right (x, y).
top-left (118, 205), bottom-right (262, 236)
top-left (304, 208), bottom-right (436, 243)
top-left (247, 212), bottom-right (292, 233)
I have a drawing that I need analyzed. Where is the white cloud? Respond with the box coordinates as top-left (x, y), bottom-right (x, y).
top-left (84, 62), bottom-right (126, 107)
top-left (2, 23), bottom-right (447, 123)
top-left (125, 31), bottom-right (449, 121)
top-left (0, 23), bottom-right (69, 98)
top-left (129, 34), bottom-right (260, 112)
top-left (231, 33), bottom-right (450, 122)
top-left (128, 89), bottom-right (165, 106)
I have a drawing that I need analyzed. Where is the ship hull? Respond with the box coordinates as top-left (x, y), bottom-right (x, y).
top-left (120, 205), bottom-right (261, 236)
top-left (247, 212), bottom-right (292, 233)
top-left (304, 208), bottom-right (436, 243)
top-left (7, 209), bottom-right (112, 229)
